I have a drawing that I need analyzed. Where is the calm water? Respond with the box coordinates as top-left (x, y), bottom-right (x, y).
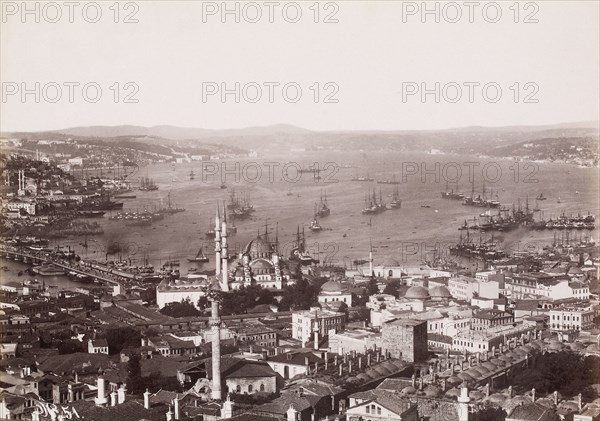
top-left (57, 151), bottom-right (599, 277)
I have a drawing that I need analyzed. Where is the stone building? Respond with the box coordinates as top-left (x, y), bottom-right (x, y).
top-left (380, 318), bottom-right (427, 363)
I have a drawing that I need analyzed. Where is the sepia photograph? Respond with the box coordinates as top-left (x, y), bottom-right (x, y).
top-left (0, 1), bottom-right (599, 420)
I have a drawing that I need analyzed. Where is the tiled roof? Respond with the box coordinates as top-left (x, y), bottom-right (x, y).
top-left (69, 399), bottom-right (168, 421)
top-left (268, 352), bottom-right (324, 366)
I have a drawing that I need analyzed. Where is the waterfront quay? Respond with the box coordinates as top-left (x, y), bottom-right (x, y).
top-left (0, 244), bottom-right (135, 286)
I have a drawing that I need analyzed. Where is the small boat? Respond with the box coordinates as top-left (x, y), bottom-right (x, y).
top-left (309, 218), bottom-right (322, 232)
top-left (187, 247), bottom-right (209, 263)
top-left (421, 204), bottom-right (431, 208)
top-left (537, 193), bottom-right (547, 201)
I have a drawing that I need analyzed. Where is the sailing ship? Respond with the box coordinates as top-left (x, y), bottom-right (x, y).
top-left (206, 220), bottom-right (216, 238)
top-left (290, 226), bottom-right (316, 264)
top-left (536, 193), bottom-right (547, 201)
top-left (463, 180), bottom-right (500, 208)
top-left (160, 192), bottom-right (186, 214)
top-left (309, 204), bottom-right (323, 232)
top-left (187, 246), bottom-right (209, 263)
top-left (361, 189), bottom-right (386, 215)
top-left (315, 191), bottom-right (330, 217)
top-left (441, 180), bottom-right (465, 200)
top-left (139, 176), bottom-right (158, 191)
top-left (388, 184), bottom-right (402, 209)
top-left (228, 189), bottom-right (254, 219)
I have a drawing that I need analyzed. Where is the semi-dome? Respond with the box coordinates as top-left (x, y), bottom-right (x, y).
top-left (249, 258), bottom-right (274, 270)
top-left (320, 280), bottom-right (346, 293)
top-left (430, 285), bottom-right (452, 299)
top-left (243, 236), bottom-right (272, 259)
top-left (405, 286), bottom-right (430, 300)
top-left (401, 386), bottom-right (417, 395)
top-left (447, 376), bottom-right (463, 385)
top-left (424, 385), bottom-right (442, 397)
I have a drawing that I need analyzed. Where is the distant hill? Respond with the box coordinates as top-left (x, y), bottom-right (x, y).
top-left (49, 124), bottom-right (313, 140)
top-left (2, 122), bottom-right (598, 163)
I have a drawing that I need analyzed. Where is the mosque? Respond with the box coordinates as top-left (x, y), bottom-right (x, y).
top-left (214, 206), bottom-right (295, 292)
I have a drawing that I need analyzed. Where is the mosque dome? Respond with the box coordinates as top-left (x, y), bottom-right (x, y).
top-left (405, 286), bottom-right (430, 300)
top-left (243, 237), bottom-right (272, 259)
top-left (430, 286), bottom-right (452, 299)
top-left (320, 280), bottom-right (346, 293)
top-left (249, 258), bottom-right (274, 270)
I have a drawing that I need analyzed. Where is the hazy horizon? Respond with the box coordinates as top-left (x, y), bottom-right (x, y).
top-left (2, 1), bottom-right (599, 133)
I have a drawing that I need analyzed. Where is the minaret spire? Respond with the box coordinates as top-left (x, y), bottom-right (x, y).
top-left (221, 202), bottom-right (229, 291)
top-left (209, 292), bottom-right (222, 401)
top-left (215, 202), bottom-right (222, 275)
top-left (369, 239), bottom-right (374, 277)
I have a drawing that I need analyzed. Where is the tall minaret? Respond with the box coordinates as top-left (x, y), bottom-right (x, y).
top-left (215, 204), bottom-right (221, 275)
top-left (209, 295), bottom-right (222, 401)
top-left (221, 203), bottom-right (229, 292)
top-left (369, 239), bottom-right (374, 277)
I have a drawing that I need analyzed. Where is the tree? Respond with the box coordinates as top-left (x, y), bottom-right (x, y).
top-left (58, 339), bottom-right (85, 354)
top-left (383, 279), bottom-right (401, 298)
top-left (159, 298), bottom-right (201, 318)
top-left (512, 351), bottom-right (600, 401)
top-left (278, 278), bottom-right (321, 311)
top-left (126, 354), bottom-right (144, 395)
top-left (105, 326), bottom-right (142, 355)
top-left (366, 278), bottom-right (379, 296)
top-left (472, 406), bottom-right (506, 421)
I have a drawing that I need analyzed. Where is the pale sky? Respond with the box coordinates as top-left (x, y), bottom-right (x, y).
top-left (1, 1), bottom-right (599, 132)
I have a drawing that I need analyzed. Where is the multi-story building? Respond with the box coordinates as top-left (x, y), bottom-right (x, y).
top-left (549, 305), bottom-right (595, 332)
top-left (155, 275), bottom-right (209, 309)
top-left (379, 318), bottom-right (427, 363)
top-left (471, 309), bottom-right (514, 331)
top-left (506, 272), bottom-right (588, 300)
top-left (292, 307), bottom-right (345, 347)
top-left (448, 276), bottom-right (479, 301)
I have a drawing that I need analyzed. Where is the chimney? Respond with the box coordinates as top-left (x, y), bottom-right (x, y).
top-left (457, 387), bottom-right (470, 421)
top-left (144, 389), bottom-right (151, 409)
top-left (173, 395), bottom-right (180, 420)
top-left (508, 386), bottom-right (513, 398)
top-left (117, 384), bottom-right (126, 404)
top-left (95, 376), bottom-right (108, 406)
top-left (531, 388), bottom-right (536, 402)
top-left (305, 357), bottom-right (310, 366)
top-left (110, 391), bottom-right (117, 406)
top-left (553, 391), bottom-right (558, 406)
top-left (166, 405), bottom-right (173, 421)
top-left (221, 394), bottom-right (234, 419)
top-left (578, 393), bottom-right (582, 411)
top-left (287, 404), bottom-right (298, 421)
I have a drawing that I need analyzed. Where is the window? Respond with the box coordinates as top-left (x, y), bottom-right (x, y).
top-left (377, 407), bottom-right (381, 415)
top-left (260, 384), bottom-right (265, 392)
top-left (236, 385), bottom-right (241, 393)
top-left (248, 385), bottom-right (253, 393)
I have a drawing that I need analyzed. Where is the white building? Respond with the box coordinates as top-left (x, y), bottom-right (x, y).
top-left (549, 305), bottom-right (595, 332)
top-left (318, 281), bottom-right (353, 306)
top-left (292, 307), bottom-right (345, 347)
top-left (506, 273), bottom-right (589, 300)
top-left (156, 275), bottom-right (209, 309)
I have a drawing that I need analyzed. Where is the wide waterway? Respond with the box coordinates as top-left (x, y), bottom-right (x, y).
top-left (5, 151), bottom-right (598, 290)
